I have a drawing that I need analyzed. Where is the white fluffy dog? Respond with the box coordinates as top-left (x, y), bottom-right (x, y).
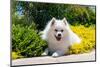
top-left (41, 17), bottom-right (81, 57)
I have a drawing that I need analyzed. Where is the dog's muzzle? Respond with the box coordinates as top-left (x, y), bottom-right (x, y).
top-left (55, 34), bottom-right (61, 41)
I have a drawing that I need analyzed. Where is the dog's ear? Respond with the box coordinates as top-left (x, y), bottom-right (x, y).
top-left (63, 17), bottom-right (67, 25)
top-left (51, 17), bottom-right (56, 26)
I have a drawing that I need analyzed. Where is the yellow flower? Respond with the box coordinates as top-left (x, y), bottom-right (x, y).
top-left (69, 25), bottom-right (95, 54)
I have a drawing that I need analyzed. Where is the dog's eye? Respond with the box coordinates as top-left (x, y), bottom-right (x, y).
top-left (55, 29), bottom-right (58, 32)
top-left (61, 30), bottom-right (63, 32)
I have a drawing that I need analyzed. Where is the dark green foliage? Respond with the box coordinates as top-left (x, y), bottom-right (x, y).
top-left (12, 12), bottom-right (37, 30)
top-left (12, 24), bottom-right (47, 57)
top-left (15, 1), bottom-right (96, 30)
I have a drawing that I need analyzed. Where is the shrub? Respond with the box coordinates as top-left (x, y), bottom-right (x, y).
top-left (12, 24), bottom-right (47, 57)
top-left (69, 25), bottom-right (95, 54)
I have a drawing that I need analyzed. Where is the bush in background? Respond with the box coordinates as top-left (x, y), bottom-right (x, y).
top-left (14, 1), bottom-right (96, 30)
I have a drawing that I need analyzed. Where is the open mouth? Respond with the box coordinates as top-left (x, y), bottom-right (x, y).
top-left (55, 35), bottom-right (61, 41)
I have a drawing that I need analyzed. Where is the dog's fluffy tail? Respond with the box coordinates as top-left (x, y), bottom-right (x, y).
top-left (68, 29), bottom-right (81, 45)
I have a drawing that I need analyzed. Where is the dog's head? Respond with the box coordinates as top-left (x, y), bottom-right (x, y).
top-left (50, 17), bottom-right (69, 41)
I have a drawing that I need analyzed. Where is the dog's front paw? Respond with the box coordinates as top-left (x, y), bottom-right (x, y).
top-left (41, 52), bottom-right (48, 56)
top-left (42, 48), bottom-right (48, 56)
top-left (52, 52), bottom-right (59, 57)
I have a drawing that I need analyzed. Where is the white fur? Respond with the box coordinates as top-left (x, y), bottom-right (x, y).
top-left (41, 18), bottom-right (81, 57)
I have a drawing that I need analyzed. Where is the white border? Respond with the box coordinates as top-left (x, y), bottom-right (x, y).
top-left (0, 0), bottom-right (10, 67)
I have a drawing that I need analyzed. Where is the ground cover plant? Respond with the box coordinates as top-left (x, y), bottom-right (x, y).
top-left (12, 24), bottom-right (95, 59)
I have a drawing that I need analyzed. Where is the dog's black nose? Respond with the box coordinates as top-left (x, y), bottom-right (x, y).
top-left (58, 34), bottom-right (61, 36)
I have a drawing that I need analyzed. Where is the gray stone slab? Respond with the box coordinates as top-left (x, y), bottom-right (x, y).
top-left (12, 51), bottom-right (95, 66)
